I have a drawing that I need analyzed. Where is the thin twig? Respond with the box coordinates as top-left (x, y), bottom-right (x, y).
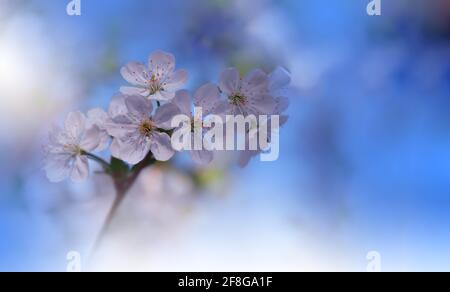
top-left (82, 151), bottom-right (111, 171)
top-left (88, 153), bottom-right (156, 262)
top-left (90, 184), bottom-right (126, 256)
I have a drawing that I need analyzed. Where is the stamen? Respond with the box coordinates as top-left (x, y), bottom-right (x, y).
top-left (229, 93), bottom-right (247, 106)
top-left (139, 119), bottom-right (155, 137)
top-left (149, 83), bottom-right (162, 95)
top-left (64, 144), bottom-right (82, 155)
top-left (148, 74), bottom-right (162, 95)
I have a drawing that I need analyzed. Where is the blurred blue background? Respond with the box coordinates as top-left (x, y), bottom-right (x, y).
top-left (0, 0), bottom-right (450, 271)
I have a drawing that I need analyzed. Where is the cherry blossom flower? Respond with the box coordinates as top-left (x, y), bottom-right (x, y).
top-left (205, 67), bottom-right (277, 117)
top-left (238, 67), bottom-right (292, 167)
top-left (120, 51), bottom-right (188, 101)
top-left (105, 95), bottom-right (180, 164)
top-left (172, 89), bottom-right (220, 165)
top-left (44, 111), bottom-right (107, 182)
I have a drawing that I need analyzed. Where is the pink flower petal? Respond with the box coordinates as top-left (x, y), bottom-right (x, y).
top-left (194, 83), bottom-right (221, 115)
top-left (125, 95), bottom-right (153, 120)
top-left (150, 131), bottom-right (175, 161)
top-left (148, 50), bottom-right (176, 78)
top-left (220, 68), bottom-right (240, 96)
top-left (120, 86), bottom-right (150, 97)
top-left (153, 103), bottom-right (181, 130)
top-left (70, 155), bottom-right (89, 182)
top-left (118, 134), bottom-right (152, 164)
top-left (163, 69), bottom-right (188, 92)
top-left (65, 111), bottom-right (86, 141)
top-left (120, 61), bottom-right (150, 86)
top-left (172, 90), bottom-right (192, 117)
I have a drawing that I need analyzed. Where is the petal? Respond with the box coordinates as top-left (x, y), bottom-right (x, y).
top-left (190, 149), bottom-right (213, 165)
top-left (194, 83), bottom-right (221, 115)
top-left (117, 134), bottom-right (152, 164)
top-left (105, 113), bottom-right (139, 138)
top-left (172, 90), bottom-right (192, 116)
top-left (80, 125), bottom-right (102, 152)
top-left (81, 125), bottom-right (110, 152)
top-left (247, 94), bottom-right (277, 115)
top-left (45, 143), bottom-right (66, 156)
top-left (209, 99), bottom-right (231, 116)
top-left (151, 90), bottom-right (176, 101)
top-left (70, 155), bottom-right (89, 182)
top-left (120, 86), bottom-right (150, 97)
top-left (65, 111), bottom-right (86, 141)
top-left (150, 131), bottom-right (175, 161)
top-left (219, 68), bottom-right (240, 95)
top-left (120, 61), bottom-right (149, 86)
top-left (96, 132), bottom-right (111, 152)
top-left (125, 95), bottom-right (153, 120)
top-left (269, 66), bottom-right (291, 92)
top-left (108, 94), bottom-right (128, 118)
top-left (49, 124), bottom-right (69, 147)
top-left (148, 50), bottom-right (176, 77)
top-left (162, 69), bottom-right (188, 92)
top-left (274, 96), bottom-right (290, 114)
top-left (87, 108), bottom-right (108, 129)
top-left (46, 125), bottom-right (70, 155)
top-left (153, 103), bottom-right (181, 130)
top-left (110, 138), bottom-right (123, 159)
top-left (44, 154), bottom-right (72, 182)
top-left (242, 69), bottom-right (269, 94)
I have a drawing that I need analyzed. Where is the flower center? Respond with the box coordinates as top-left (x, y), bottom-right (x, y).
top-left (139, 119), bottom-right (155, 137)
top-left (229, 93), bottom-right (247, 106)
top-left (64, 144), bottom-right (82, 155)
top-left (149, 74), bottom-right (163, 95)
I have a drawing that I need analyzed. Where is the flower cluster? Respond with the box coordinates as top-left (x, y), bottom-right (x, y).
top-left (44, 51), bottom-right (291, 183)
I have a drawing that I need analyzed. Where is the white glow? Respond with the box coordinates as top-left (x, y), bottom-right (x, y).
top-left (0, 38), bottom-right (38, 103)
top-left (0, 13), bottom-right (80, 143)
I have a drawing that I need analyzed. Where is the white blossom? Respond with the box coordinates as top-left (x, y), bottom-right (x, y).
top-left (44, 111), bottom-right (107, 182)
top-left (172, 89), bottom-right (220, 165)
top-left (120, 51), bottom-right (188, 101)
top-left (208, 67), bottom-right (277, 116)
top-left (238, 67), bottom-right (292, 167)
top-left (105, 95), bottom-right (180, 164)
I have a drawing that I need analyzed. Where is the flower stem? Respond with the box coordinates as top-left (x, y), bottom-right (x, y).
top-left (82, 151), bottom-right (111, 171)
top-left (89, 153), bottom-right (156, 262)
top-left (90, 184), bottom-right (127, 257)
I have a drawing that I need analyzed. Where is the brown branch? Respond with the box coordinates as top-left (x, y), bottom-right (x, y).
top-left (89, 153), bottom-right (156, 260)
